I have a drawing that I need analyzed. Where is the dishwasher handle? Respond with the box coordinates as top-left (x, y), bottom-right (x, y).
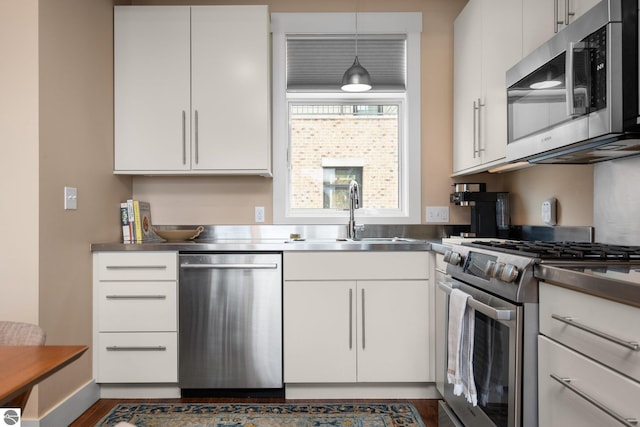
top-left (180, 263), bottom-right (279, 270)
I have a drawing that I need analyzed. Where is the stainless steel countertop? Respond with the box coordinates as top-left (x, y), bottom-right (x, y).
top-left (91, 238), bottom-right (434, 252)
top-left (535, 263), bottom-right (640, 308)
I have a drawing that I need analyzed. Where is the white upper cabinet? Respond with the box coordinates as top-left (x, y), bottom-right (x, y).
top-left (114, 6), bottom-right (271, 176)
top-left (522, 0), bottom-right (601, 56)
top-left (453, 0), bottom-right (522, 175)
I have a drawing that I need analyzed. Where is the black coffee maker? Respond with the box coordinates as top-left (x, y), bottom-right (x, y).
top-left (450, 183), bottom-right (510, 238)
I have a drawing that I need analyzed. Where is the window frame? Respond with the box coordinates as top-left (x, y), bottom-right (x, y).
top-left (271, 12), bottom-right (422, 225)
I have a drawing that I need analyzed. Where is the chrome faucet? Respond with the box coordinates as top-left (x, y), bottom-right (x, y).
top-left (347, 180), bottom-right (361, 240)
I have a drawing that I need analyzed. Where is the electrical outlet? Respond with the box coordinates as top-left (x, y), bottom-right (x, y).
top-left (255, 206), bottom-right (265, 223)
top-left (64, 187), bottom-right (77, 210)
top-left (426, 206), bottom-right (449, 223)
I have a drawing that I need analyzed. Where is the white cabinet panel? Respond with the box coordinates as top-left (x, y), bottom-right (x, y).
top-left (453, 0), bottom-right (522, 175)
top-left (95, 251), bottom-right (177, 281)
top-left (97, 332), bottom-right (178, 383)
top-left (191, 6), bottom-right (271, 172)
top-left (93, 251), bottom-right (178, 385)
top-left (522, 0), bottom-right (601, 56)
top-left (283, 281), bottom-right (356, 383)
top-left (114, 7), bottom-right (191, 172)
top-left (538, 336), bottom-right (640, 427)
top-left (114, 6), bottom-right (271, 175)
top-left (97, 282), bottom-right (177, 332)
top-left (539, 282), bottom-right (640, 382)
top-left (283, 252), bottom-right (430, 385)
top-left (357, 280), bottom-right (429, 382)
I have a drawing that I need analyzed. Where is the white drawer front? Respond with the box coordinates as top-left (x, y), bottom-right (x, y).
top-left (540, 282), bottom-right (640, 382)
top-left (96, 252), bottom-right (177, 281)
top-left (98, 282), bottom-right (177, 332)
top-left (539, 336), bottom-right (640, 427)
top-left (97, 332), bottom-right (177, 383)
top-left (284, 251), bottom-right (429, 281)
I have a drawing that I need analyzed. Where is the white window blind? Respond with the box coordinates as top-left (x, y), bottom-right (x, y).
top-left (286, 35), bottom-right (407, 91)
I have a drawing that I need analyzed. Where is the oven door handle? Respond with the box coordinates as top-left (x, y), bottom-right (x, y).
top-left (438, 281), bottom-right (515, 321)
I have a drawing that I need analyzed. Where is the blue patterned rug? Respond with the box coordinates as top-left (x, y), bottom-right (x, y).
top-left (95, 402), bottom-right (426, 426)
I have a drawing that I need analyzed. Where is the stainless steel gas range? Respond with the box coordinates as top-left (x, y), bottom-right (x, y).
top-left (437, 240), bottom-right (640, 427)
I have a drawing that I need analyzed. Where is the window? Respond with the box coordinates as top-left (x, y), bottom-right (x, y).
top-left (323, 165), bottom-right (363, 209)
top-left (272, 13), bottom-right (422, 224)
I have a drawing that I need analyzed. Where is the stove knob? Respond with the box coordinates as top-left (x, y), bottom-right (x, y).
top-left (487, 261), bottom-right (505, 278)
top-left (499, 264), bottom-right (519, 283)
top-left (443, 250), bottom-right (462, 266)
top-left (484, 260), bottom-right (496, 276)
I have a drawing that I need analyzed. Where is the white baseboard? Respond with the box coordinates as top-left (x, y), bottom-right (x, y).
top-left (22, 380), bottom-right (99, 427)
top-left (285, 383), bottom-right (440, 399)
top-left (99, 384), bottom-right (180, 399)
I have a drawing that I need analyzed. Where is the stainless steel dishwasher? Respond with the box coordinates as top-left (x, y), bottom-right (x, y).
top-left (178, 252), bottom-right (282, 393)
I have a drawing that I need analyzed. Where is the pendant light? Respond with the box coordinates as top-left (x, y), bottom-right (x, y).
top-left (341, 0), bottom-right (372, 92)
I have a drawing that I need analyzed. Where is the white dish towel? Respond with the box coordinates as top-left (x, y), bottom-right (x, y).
top-left (447, 288), bottom-right (478, 406)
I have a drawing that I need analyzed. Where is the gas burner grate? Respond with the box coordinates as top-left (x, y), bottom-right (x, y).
top-left (467, 240), bottom-right (640, 261)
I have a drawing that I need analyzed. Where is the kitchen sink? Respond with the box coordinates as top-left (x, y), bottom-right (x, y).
top-left (284, 237), bottom-right (422, 244)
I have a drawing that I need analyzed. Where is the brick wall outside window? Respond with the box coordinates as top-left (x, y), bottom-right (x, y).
top-left (290, 115), bottom-right (399, 209)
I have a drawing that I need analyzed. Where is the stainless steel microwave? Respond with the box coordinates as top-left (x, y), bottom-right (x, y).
top-left (506, 0), bottom-right (640, 164)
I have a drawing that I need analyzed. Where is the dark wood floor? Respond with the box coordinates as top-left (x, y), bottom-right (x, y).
top-left (69, 397), bottom-right (440, 426)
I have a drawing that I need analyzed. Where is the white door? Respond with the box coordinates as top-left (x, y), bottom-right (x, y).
top-left (191, 6), bottom-right (271, 172)
top-left (114, 6), bottom-right (191, 172)
top-left (480, 0), bottom-right (522, 165)
top-left (453, 0), bottom-right (483, 173)
top-left (356, 280), bottom-right (430, 382)
top-left (283, 280), bottom-right (357, 383)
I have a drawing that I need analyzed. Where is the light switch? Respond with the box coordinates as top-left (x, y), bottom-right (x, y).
top-left (426, 206), bottom-right (449, 223)
top-left (64, 187), bottom-right (77, 210)
top-left (255, 206), bottom-right (265, 223)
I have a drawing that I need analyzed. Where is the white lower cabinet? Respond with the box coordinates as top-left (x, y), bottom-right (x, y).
top-left (538, 336), bottom-right (640, 427)
top-left (93, 252), bottom-right (178, 385)
top-left (97, 332), bottom-right (178, 383)
top-left (539, 282), bottom-right (640, 426)
top-left (283, 252), bottom-right (430, 387)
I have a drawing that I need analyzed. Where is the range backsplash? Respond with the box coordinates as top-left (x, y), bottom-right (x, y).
top-left (594, 155), bottom-right (640, 245)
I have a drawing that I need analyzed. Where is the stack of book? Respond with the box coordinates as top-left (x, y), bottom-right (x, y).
top-left (120, 200), bottom-right (155, 243)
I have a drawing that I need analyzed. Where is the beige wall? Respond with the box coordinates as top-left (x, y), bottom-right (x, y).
top-left (130, 0), bottom-right (596, 229)
top-left (0, 1), bottom-right (41, 415)
top-left (0, 0), bottom-right (131, 419)
top-left (502, 165), bottom-right (594, 226)
top-left (130, 0), bottom-right (470, 226)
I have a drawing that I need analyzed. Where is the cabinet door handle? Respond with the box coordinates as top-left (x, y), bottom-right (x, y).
top-left (106, 265), bottom-right (167, 270)
top-left (565, 0), bottom-right (575, 26)
top-left (361, 288), bottom-right (366, 350)
top-left (106, 295), bottom-right (167, 300)
top-left (551, 314), bottom-right (639, 351)
top-left (194, 109), bottom-right (199, 165)
top-left (349, 288), bottom-right (353, 350)
top-left (182, 110), bottom-right (187, 165)
top-left (106, 346), bottom-right (167, 351)
top-left (550, 374), bottom-right (638, 427)
top-left (554, 0), bottom-right (562, 32)
top-left (472, 100), bottom-right (478, 159)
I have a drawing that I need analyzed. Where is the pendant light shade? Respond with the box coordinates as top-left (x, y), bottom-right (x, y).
top-left (341, 0), bottom-right (371, 92)
top-left (341, 56), bottom-right (372, 92)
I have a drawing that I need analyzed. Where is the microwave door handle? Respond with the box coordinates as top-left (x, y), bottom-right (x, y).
top-left (566, 41), bottom-right (588, 117)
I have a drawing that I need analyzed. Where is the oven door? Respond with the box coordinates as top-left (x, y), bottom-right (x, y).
top-left (438, 278), bottom-right (522, 427)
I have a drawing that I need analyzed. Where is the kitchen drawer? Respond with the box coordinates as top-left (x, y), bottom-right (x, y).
top-left (95, 252), bottom-right (177, 281)
top-left (538, 335), bottom-right (640, 427)
top-left (97, 332), bottom-right (177, 383)
top-left (284, 251), bottom-right (429, 281)
top-left (540, 282), bottom-right (640, 382)
top-left (97, 282), bottom-right (177, 332)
